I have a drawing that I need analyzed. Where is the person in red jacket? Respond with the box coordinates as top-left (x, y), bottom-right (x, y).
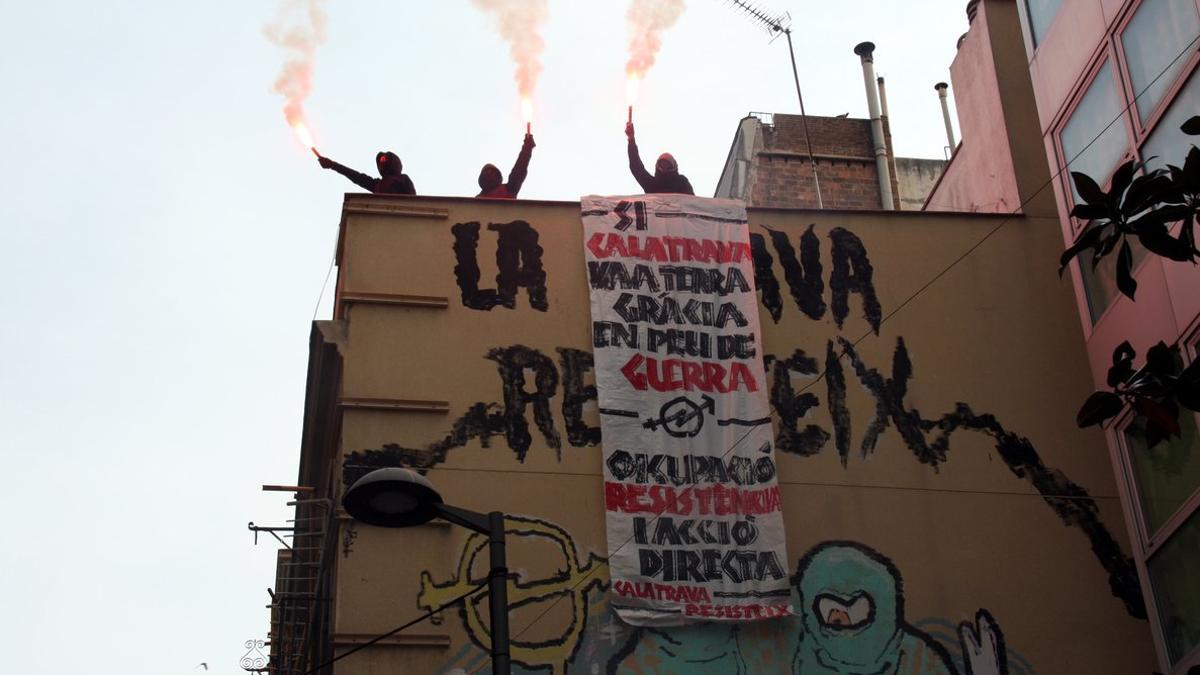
top-left (318, 151), bottom-right (415, 195)
top-left (626, 122), bottom-right (694, 195)
top-left (477, 133), bottom-right (536, 199)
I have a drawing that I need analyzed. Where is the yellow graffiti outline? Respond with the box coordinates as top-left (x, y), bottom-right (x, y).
top-left (418, 515), bottom-right (608, 675)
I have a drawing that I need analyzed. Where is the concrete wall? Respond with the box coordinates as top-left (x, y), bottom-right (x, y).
top-left (895, 158), bottom-right (948, 211)
top-left (309, 193), bottom-right (1154, 674)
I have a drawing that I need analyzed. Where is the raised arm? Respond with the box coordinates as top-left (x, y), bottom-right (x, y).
top-left (318, 155), bottom-right (379, 193)
top-left (626, 123), bottom-right (653, 192)
top-left (505, 134), bottom-right (536, 197)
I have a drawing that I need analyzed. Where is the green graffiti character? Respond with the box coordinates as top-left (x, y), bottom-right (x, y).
top-left (611, 541), bottom-right (1007, 675)
top-left (792, 541), bottom-right (956, 674)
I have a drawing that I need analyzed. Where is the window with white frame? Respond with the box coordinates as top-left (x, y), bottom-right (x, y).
top-left (1119, 330), bottom-right (1200, 669)
top-left (1059, 0), bottom-right (1200, 324)
top-left (1121, 0), bottom-right (1200, 125)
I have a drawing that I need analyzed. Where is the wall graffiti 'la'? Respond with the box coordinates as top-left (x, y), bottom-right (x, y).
top-left (426, 515), bottom-right (1025, 675)
top-left (447, 218), bottom-right (882, 335)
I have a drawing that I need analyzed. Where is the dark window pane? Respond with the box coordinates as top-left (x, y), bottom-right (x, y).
top-left (1122, 0), bottom-right (1200, 123)
top-left (1125, 412), bottom-right (1200, 535)
top-left (1144, 70), bottom-right (1200, 172)
top-left (1077, 238), bottom-right (1148, 323)
top-left (1026, 0), bottom-right (1064, 46)
top-left (1148, 508), bottom-right (1200, 665)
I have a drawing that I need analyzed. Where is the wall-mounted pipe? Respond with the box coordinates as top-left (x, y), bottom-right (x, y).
top-left (877, 76), bottom-right (890, 119)
top-left (854, 41), bottom-right (895, 210)
top-left (935, 82), bottom-right (957, 151)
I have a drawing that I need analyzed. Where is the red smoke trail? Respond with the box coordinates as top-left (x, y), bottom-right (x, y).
top-left (625, 0), bottom-right (686, 111)
top-left (264, 0), bottom-right (329, 153)
top-left (471, 0), bottom-right (549, 131)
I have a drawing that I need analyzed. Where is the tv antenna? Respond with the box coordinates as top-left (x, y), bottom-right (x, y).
top-left (726, 0), bottom-right (823, 208)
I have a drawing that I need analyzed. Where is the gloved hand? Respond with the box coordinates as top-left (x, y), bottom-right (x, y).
top-left (625, 122), bottom-right (635, 140)
top-left (524, 133), bottom-right (536, 149)
top-left (318, 156), bottom-right (333, 169)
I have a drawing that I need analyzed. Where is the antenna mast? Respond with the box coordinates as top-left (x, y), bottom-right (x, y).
top-left (726, 0), bottom-right (824, 208)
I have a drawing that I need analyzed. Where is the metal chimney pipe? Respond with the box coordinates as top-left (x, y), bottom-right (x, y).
top-left (877, 76), bottom-right (890, 119)
top-left (854, 41), bottom-right (895, 210)
top-left (935, 82), bottom-right (957, 151)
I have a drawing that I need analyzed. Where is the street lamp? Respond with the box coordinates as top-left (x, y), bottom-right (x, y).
top-left (342, 468), bottom-right (511, 675)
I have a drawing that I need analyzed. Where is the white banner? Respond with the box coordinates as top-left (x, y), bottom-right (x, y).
top-left (582, 194), bottom-right (793, 626)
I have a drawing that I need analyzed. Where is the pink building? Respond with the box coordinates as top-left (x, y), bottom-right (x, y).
top-left (929, 0), bottom-right (1200, 671)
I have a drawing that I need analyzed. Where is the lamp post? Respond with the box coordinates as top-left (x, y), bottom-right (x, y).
top-left (342, 468), bottom-right (511, 675)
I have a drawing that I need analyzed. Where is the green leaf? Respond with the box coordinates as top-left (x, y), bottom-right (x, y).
top-left (1123, 173), bottom-right (1171, 215)
top-left (1059, 224), bottom-right (1107, 274)
top-left (1177, 359), bottom-right (1200, 412)
top-left (1182, 115), bottom-right (1200, 135)
top-left (1186, 147), bottom-right (1200, 190)
top-left (1113, 341), bottom-right (1136, 364)
top-left (1110, 160), bottom-right (1136, 202)
top-left (1116, 240), bottom-right (1137, 299)
top-left (1108, 357), bottom-right (1134, 388)
top-left (1136, 220), bottom-right (1196, 261)
top-left (1071, 202), bottom-right (1110, 220)
top-left (1145, 342), bottom-right (1178, 378)
top-left (1077, 391), bottom-right (1124, 427)
top-left (1072, 171), bottom-right (1107, 205)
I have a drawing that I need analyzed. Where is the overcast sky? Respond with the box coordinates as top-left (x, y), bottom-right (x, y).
top-left (0, 1), bottom-right (972, 672)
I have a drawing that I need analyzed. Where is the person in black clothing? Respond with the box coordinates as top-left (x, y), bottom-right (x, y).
top-left (626, 122), bottom-right (694, 195)
top-left (317, 151), bottom-right (415, 195)
top-left (477, 133), bottom-right (536, 199)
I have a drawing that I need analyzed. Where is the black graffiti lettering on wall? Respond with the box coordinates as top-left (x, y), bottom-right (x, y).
top-left (771, 337), bottom-right (1144, 618)
top-left (748, 233), bottom-right (784, 322)
top-left (558, 347), bottom-right (601, 448)
top-left (765, 349), bottom-right (830, 457)
top-left (343, 340), bottom-right (1144, 618)
top-left (342, 345), bottom-right (594, 482)
top-left (923, 405), bottom-right (1147, 619)
top-left (451, 220), bottom-right (549, 311)
top-left (749, 225), bottom-right (879, 333)
top-left (839, 337), bottom-right (935, 464)
top-left (344, 402), bottom-right (507, 482)
top-left (765, 338), bottom-right (940, 466)
top-left (835, 338), bottom-right (1145, 618)
top-left (488, 345), bottom-right (562, 462)
top-left (767, 225), bottom-right (826, 322)
top-left (826, 340), bottom-right (852, 464)
top-left (829, 227), bottom-right (882, 334)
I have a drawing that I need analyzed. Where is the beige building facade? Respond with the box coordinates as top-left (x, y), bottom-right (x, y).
top-left (264, 190), bottom-right (1158, 674)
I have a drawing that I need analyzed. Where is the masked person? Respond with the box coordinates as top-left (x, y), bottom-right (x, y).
top-left (626, 123), bottom-right (694, 195)
top-left (317, 151), bottom-right (415, 195)
top-left (477, 133), bottom-right (536, 199)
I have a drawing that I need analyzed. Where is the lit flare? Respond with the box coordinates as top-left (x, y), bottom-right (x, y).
top-left (626, 73), bottom-right (640, 124)
top-left (291, 119), bottom-right (317, 154)
top-left (521, 97), bottom-right (533, 134)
